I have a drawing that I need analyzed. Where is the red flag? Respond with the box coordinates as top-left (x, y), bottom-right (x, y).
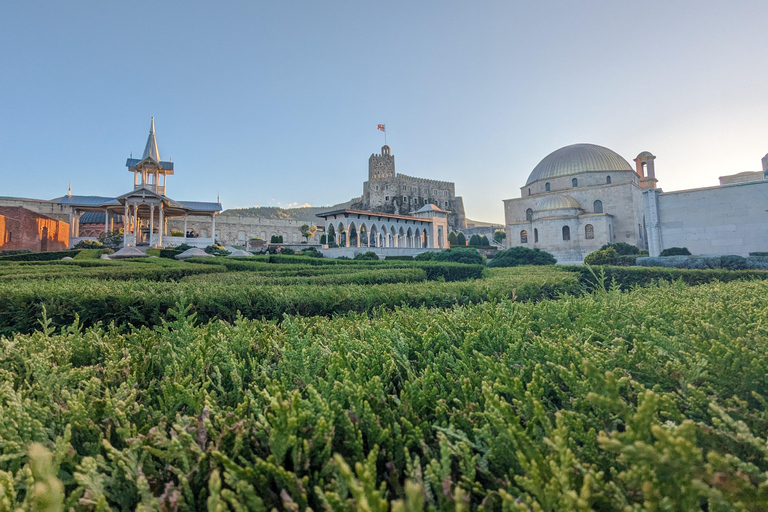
top-left (377, 124), bottom-right (386, 132)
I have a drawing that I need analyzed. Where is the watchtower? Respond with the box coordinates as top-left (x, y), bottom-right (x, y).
top-left (368, 145), bottom-right (395, 180)
top-left (634, 151), bottom-right (658, 190)
top-left (125, 117), bottom-right (175, 196)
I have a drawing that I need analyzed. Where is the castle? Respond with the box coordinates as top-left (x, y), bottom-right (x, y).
top-left (354, 145), bottom-right (467, 233)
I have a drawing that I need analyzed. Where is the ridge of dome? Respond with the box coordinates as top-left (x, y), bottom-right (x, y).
top-left (526, 143), bottom-right (632, 185)
top-left (535, 194), bottom-right (581, 211)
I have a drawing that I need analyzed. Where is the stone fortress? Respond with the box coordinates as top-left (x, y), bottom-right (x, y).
top-left (504, 143), bottom-right (768, 264)
top-left (353, 145), bottom-right (467, 233)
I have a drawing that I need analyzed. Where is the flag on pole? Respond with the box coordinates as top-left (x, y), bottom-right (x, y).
top-left (377, 124), bottom-right (386, 132)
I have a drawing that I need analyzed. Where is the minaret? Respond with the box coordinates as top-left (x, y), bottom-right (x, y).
top-left (143, 117), bottom-right (160, 162)
top-left (67, 183), bottom-right (72, 197)
top-left (634, 151), bottom-right (658, 190)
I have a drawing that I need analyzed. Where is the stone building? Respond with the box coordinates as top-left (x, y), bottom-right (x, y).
top-left (504, 142), bottom-right (768, 263)
top-left (166, 214), bottom-right (321, 246)
top-left (356, 145), bottom-right (467, 232)
top-left (0, 207), bottom-right (69, 253)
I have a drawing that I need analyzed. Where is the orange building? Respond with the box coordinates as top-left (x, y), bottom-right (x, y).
top-left (0, 207), bottom-right (69, 253)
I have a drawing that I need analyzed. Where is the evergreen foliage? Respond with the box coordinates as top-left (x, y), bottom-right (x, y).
top-left (447, 231), bottom-right (458, 245)
top-left (488, 246), bottom-right (557, 267)
top-left (456, 232), bottom-right (467, 246)
top-left (434, 247), bottom-right (484, 265)
top-left (660, 246), bottom-right (691, 256)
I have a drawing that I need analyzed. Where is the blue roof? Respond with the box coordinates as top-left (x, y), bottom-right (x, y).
top-left (125, 158), bottom-right (174, 170)
top-left (79, 212), bottom-right (124, 224)
top-left (53, 195), bottom-right (121, 207)
top-left (177, 201), bottom-right (222, 212)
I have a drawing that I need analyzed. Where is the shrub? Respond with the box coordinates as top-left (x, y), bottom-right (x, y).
top-left (447, 231), bottom-right (458, 245)
top-left (354, 251), bottom-right (379, 260)
top-left (384, 255), bottom-right (414, 261)
top-left (0, 249), bottom-right (31, 256)
top-left (97, 229), bottom-right (124, 250)
top-left (434, 247), bottom-right (484, 265)
top-left (301, 247), bottom-right (324, 258)
top-left (205, 244), bottom-right (230, 256)
top-left (414, 251), bottom-right (436, 261)
top-left (749, 252), bottom-right (768, 257)
top-left (480, 235), bottom-right (490, 246)
top-left (170, 229), bottom-right (184, 237)
top-left (279, 247), bottom-right (295, 255)
top-left (469, 234), bottom-right (481, 246)
top-left (599, 242), bottom-right (640, 255)
top-left (173, 243), bottom-right (194, 252)
top-left (456, 232), bottom-right (467, 246)
top-left (320, 234), bottom-right (327, 244)
top-left (720, 254), bottom-right (747, 270)
top-left (0, 250), bottom-right (81, 261)
top-left (73, 248), bottom-right (114, 260)
top-left (660, 246), bottom-right (691, 256)
top-left (74, 239), bottom-right (104, 249)
top-left (159, 248), bottom-right (184, 259)
top-left (488, 246), bottom-right (557, 267)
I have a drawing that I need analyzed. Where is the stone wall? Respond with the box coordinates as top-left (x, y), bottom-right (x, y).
top-left (0, 207), bottom-right (69, 252)
top-left (644, 180), bottom-right (768, 256)
top-left (0, 197), bottom-right (70, 222)
top-left (167, 215), bottom-right (322, 246)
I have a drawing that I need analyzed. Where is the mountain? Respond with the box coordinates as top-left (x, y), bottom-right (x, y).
top-left (222, 200), bottom-right (356, 224)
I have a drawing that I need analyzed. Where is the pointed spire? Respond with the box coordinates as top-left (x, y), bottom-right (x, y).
top-left (217, 191), bottom-right (220, 203)
top-left (142, 117), bottom-right (160, 162)
top-left (67, 183), bottom-right (72, 197)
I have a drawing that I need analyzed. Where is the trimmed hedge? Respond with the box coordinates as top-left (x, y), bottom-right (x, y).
top-left (0, 249), bottom-right (81, 261)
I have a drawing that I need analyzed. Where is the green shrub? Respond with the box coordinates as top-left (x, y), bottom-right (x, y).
top-left (447, 231), bottom-right (458, 245)
top-left (660, 246), bottom-right (691, 256)
top-left (354, 251), bottom-right (379, 260)
top-left (567, 264), bottom-right (768, 291)
top-left (384, 255), bottom-right (414, 261)
top-left (170, 229), bottom-right (184, 236)
top-left (488, 246), bottom-right (556, 267)
top-left (173, 243), bottom-right (194, 251)
top-left (599, 242), bottom-right (640, 255)
top-left (0, 249), bottom-right (81, 261)
top-left (279, 247), bottom-right (295, 255)
top-left (720, 254), bottom-right (747, 270)
top-left (97, 229), bottom-right (124, 250)
top-left (584, 247), bottom-right (619, 266)
top-left (73, 239), bottom-right (104, 249)
top-left (456, 232), bottom-right (467, 246)
top-left (480, 235), bottom-right (490, 246)
top-left (158, 248), bottom-right (184, 259)
top-left (0, 249), bottom-right (31, 256)
top-left (414, 251), bottom-right (436, 261)
top-left (434, 247), bottom-right (483, 265)
top-left (205, 243), bottom-right (230, 256)
top-left (749, 251), bottom-right (768, 257)
top-left (300, 247), bottom-right (324, 258)
top-left (73, 248), bottom-right (114, 260)
top-left (469, 234), bottom-right (480, 246)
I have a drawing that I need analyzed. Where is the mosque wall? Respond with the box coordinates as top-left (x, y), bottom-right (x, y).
top-left (644, 180), bottom-right (768, 256)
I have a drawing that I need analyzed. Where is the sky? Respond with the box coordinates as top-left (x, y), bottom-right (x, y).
top-left (2, 1), bottom-right (768, 224)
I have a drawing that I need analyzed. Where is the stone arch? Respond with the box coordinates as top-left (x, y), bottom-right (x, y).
top-left (337, 221), bottom-right (346, 247)
top-left (390, 226), bottom-right (398, 247)
top-left (368, 224), bottom-right (377, 247)
top-left (534, 228), bottom-right (538, 243)
top-left (347, 221), bottom-right (359, 248)
top-left (606, 175), bottom-right (611, 184)
top-left (526, 208), bottom-right (533, 221)
top-left (585, 224), bottom-right (594, 239)
top-left (545, 182), bottom-right (551, 192)
top-left (406, 227), bottom-right (414, 248)
top-left (398, 226), bottom-right (406, 247)
top-left (562, 225), bottom-right (570, 241)
top-left (572, 178), bottom-right (578, 187)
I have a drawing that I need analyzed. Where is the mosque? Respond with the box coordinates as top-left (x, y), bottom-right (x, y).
top-left (504, 143), bottom-right (768, 263)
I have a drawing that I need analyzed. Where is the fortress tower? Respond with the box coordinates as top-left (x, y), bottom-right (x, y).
top-left (368, 145), bottom-right (395, 179)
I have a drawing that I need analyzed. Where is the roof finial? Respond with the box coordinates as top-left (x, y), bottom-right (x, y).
top-left (67, 182), bottom-right (72, 197)
top-left (142, 117), bottom-right (160, 162)
top-left (217, 191), bottom-right (220, 203)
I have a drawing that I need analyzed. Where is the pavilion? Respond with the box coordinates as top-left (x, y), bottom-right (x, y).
top-left (56, 118), bottom-right (221, 249)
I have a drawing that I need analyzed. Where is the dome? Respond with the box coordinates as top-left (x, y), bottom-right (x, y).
top-left (636, 151), bottom-right (654, 158)
top-left (536, 194), bottom-right (581, 211)
top-left (526, 143), bottom-right (632, 185)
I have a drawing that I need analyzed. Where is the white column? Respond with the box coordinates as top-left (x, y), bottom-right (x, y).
top-left (104, 207), bottom-right (109, 238)
top-left (123, 204), bottom-right (129, 247)
top-left (149, 204), bottom-right (155, 247)
top-left (158, 203), bottom-right (164, 247)
top-left (211, 214), bottom-right (216, 243)
top-left (133, 204), bottom-right (138, 245)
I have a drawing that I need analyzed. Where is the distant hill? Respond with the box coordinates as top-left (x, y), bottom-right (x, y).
top-left (222, 200), bottom-right (356, 224)
top-left (465, 218), bottom-right (503, 228)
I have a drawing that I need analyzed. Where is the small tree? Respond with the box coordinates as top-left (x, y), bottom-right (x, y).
top-left (456, 232), bottom-right (467, 246)
top-left (448, 231), bottom-right (458, 246)
top-left (435, 247), bottom-right (484, 265)
top-left (300, 224), bottom-right (317, 242)
top-left (98, 229), bottom-right (124, 250)
top-left (480, 235), bottom-right (490, 246)
top-left (469, 234), bottom-right (481, 246)
top-left (320, 234), bottom-right (327, 244)
top-left (493, 230), bottom-right (506, 244)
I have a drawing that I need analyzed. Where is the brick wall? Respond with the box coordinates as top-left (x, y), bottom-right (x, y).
top-left (0, 207), bottom-right (69, 252)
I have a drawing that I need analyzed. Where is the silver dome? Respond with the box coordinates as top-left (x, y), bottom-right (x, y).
top-left (526, 144), bottom-right (632, 185)
top-left (535, 194), bottom-right (581, 211)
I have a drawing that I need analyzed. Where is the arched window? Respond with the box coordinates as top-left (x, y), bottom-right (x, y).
top-left (545, 182), bottom-right (551, 192)
top-left (585, 224), bottom-right (594, 239)
top-left (520, 230), bottom-right (528, 243)
top-left (606, 176), bottom-right (611, 184)
top-left (593, 200), bottom-right (603, 213)
top-left (526, 208), bottom-right (533, 221)
top-left (562, 226), bottom-right (570, 241)
top-left (534, 228), bottom-right (538, 243)
top-left (528, 188), bottom-right (531, 196)
top-left (572, 178), bottom-right (578, 187)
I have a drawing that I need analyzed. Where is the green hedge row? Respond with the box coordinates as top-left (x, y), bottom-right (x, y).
top-left (185, 267), bottom-right (428, 286)
top-left (0, 249), bottom-right (81, 261)
top-left (565, 264), bottom-right (768, 290)
top-left (3, 280), bottom-right (768, 509)
top-left (0, 267), bottom-right (578, 336)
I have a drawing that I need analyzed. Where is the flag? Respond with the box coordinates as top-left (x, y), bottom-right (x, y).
top-left (377, 124), bottom-right (386, 132)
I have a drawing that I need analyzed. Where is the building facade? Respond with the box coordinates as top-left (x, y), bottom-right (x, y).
top-left (504, 143), bottom-right (768, 263)
top-left (356, 145), bottom-right (467, 233)
top-left (0, 207), bottom-right (69, 253)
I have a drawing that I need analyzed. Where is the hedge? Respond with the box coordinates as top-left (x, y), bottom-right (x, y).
top-left (0, 249), bottom-right (81, 261)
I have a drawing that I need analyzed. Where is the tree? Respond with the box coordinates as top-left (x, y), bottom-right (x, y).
top-left (448, 231), bottom-right (458, 246)
top-left (469, 234), bottom-right (481, 246)
top-left (320, 234), bottom-right (327, 244)
top-left (493, 230), bottom-right (506, 244)
top-left (456, 232), bottom-right (467, 246)
top-left (434, 247), bottom-right (484, 265)
top-left (480, 235), bottom-right (490, 246)
top-left (98, 229), bottom-right (124, 250)
top-left (599, 242), bottom-right (639, 255)
top-left (487, 246), bottom-right (556, 267)
top-left (300, 224), bottom-right (317, 242)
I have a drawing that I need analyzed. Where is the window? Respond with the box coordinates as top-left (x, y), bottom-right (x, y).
top-left (375, 185), bottom-right (379, 191)
top-left (585, 224), bottom-right (594, 239)
top-left (528, 188), bottom-right (531, 196)
top-left (562, 226), bottom-right (570, 241)
top-left (403, 196), bottom-right (407, 202)
top-left (545, 182), bottom-right (551, 192)
top-left (237, 230), bottom-right (246, 241)
top-left (606, 176), bottom-right (611, 184)
top-left (385, 184), bottom-right (389, 190)
top-left (293, 234), bottom-right (298, 242)
top-left (534, 228), bottom-right (538, 243)
top-left (402, 185), bottom-right (407, 191)
top-left (6, 231), bottom-right (12, 243)
top-left (200, 229), bottom-right (208, 238)
top-left (385, 196), bottom-right (390, 201)
top-left (526, 208), bottom-right (533, 221)
top-left (412, 186), bottom-right (417, 193)
top-left (572, 178), bottom-right (578, 187)
top-left (433, 188), bottom-right (438, 195)
top-left (443, 190), bottom-right (448, 197)
top-left (520, 230), bottom-right (528, 243)
top-left (444, 201), bottom-right (448, 207)
top-left (593, 200), bottom-right (603, 213)
top-left (638, 223), bottom-right (643, 239)
top-left (422, 188), bottom-right (427, 195)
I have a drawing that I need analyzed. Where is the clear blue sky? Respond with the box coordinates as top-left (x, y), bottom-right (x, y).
top-left (2, 1), bottom-right (768, 223)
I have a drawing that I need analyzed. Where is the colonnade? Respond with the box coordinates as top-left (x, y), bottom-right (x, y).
top-left (324, 219), bottom-right (432, 249)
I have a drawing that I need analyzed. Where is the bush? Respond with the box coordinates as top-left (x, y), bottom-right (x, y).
top-left (158, 248), bottom-right (184, 259)
top-left (73, 248), bottom-right (114, 260)
top-left (599, 242), bottom-right (640, 255)
top-left (469, 234), bottom-right (480, 246)
top-left (320, 234), bottom-right (327, 244)
top-left (584, 247), bottom-right (619, 266)
top-left (0, 250), bottom-right (81, 261)
top-left (456, 232), bottom-right (467, 246)
top-left (74, 239), bottom-right (104, 249)
top-left (447, 231), bottom-right (458, 245)
top-left (480, 235), bottom-right (490, 246)
top-left (488, 246), bottom-right (557, 267)
top-left (720, 254), bottom-right (747, 270)
top-left (300, 247), bottom-right (324, 258)
top-left (414, 251), bottom-right (436, 261)
top-left (205, 244), bottom-right (230, 256)
top-left (170, 229), bottom-right (184, 237)
top-left (384, 255), bottom-right (414, 261)
top-left (97, 229), bottom-right (124, 250)
top-left (354, 251), bottom-right (379, 260)
top-left (434, 247), bottom-right (484, 265)
top-left (173, 243), bottom-right (194, 252)
top-left (660, 246), bottom-right (691, 256)
top-left (749, 252), bottom-right (768, 257)
top-left (279, 247), bottom-right (295, 255)
top-left (0, 249), bottom-right (31, 256)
